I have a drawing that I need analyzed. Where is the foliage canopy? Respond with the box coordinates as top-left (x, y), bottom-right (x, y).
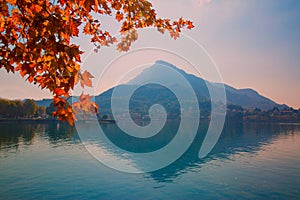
top-left (0, 0), bottom-right (194, 125)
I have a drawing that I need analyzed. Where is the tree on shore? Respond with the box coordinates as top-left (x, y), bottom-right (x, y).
top-left (36, 106), bottom-right (46, 117)
top-left (23, 99), bottom-right (37, 118)
top-left (0, 0), bottom-right (194, 124)
top-left (0, 99), bottom-right (24, 118)
top-left (46, 102), bottom-right (56, 119)
top-left (0, 98), bottom-right (43, 118)
top-left (0, 99), bottom-right (10, 117)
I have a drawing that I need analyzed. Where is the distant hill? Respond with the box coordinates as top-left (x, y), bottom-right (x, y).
top-left (132, 60), bottom-right (288, 110)
top-left (36, 60), bottom-right (288, 112)
top-left (34, 99), bottom-right (53, 107)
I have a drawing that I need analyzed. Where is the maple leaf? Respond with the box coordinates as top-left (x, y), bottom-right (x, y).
top-left (70, 20), bottom-right (80, 36)
top-left (83, 23), bottom-right (92, 34)
top-left (58, 0), bottom-right (66, 6)
top-left (73, 93), bottom-right (98, 119)
top-left (170, 31), bottom-right (180, 40)
top-left (80, 70), bottom-right (94, 88)
top-left (186, 21), bottom-right (195, 29)
top-left (27, 76), bottom-right (34, 83)
top-left (116, 11), bottom-right (123, 22)
top-left (54, 88), bottom-right (65, 96)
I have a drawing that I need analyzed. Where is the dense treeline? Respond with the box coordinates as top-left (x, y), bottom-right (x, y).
top-left (226, 105), bottom-right (300, 122)
top-left (0, 98), bottom-right (45, 119)
top-left (1, 97), bottom-right (300, 123)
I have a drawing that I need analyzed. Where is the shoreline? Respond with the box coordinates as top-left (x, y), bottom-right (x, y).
top-left (0, 118), bottom-right (300, 125)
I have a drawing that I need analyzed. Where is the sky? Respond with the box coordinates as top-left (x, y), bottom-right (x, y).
top-left (0, 0), bottom-right (299, 108)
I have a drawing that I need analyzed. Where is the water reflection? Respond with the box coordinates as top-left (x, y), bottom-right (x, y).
top-left (0, 122), bottom-right (37, 152)
top-left (0, 121), bottom-right (299, 182)
top-left (0, 122), bottom-right (77, 155)
top-left (45, 122), bottom-right (78, 143)
top-left (147, 122), bottom-right (300, 182)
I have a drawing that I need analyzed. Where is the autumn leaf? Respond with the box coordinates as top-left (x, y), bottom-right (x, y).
top-left (73, 93), bottom-right (99, 119)
top-left (116, 11), bottom-right (123, 22)
top-left (170, 31), bottom-right (180, 40)
top-left (54, 88), bottom-right (65, 97)
top-left (27, 76), bottom-right (34, 83)
top-left (81, 70), bottom-right (94, 88)
top-left (186, 21), bottom-right (195, 29)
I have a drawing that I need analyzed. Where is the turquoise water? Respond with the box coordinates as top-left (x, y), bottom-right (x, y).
top-left (0, 121), bottom-right (300, 199)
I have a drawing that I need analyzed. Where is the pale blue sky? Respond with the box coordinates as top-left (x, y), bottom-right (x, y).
top-left (0, 0), bottom-right (299, 108)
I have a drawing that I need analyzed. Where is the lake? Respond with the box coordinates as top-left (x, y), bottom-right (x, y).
top-left (0, 121), bottom-right (300, 199)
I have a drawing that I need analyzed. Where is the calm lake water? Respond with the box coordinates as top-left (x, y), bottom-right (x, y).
top-left (0, 121), bottom-right (300, 199)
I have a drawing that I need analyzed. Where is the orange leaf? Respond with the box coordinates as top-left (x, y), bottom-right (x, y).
top-left (94, 0), bottom-right (99, 12)
top-left (81, 70), bottom-right (94, 88)
top-left (74, 72), bottom-right (79, 86)
top-left (170, 31), bottom-right (180, 40)
top-left (54, 88), bottom-right (65, 96)
top-left (79, 93), bottom-right (92, 104)
top-left (66, 115), bottom-right (74, 126)
top-left (35, 76), bottom-right (43, 82)
top-left (53, 97), bottom-right (65, 106)
top-left (75, 53), bottom-right (81, 62)
top-left (27, 76), bottom-right (34, 83)
top-left (186, 21), bottom-right (194, 29)
top-left (58, 0), bottom-right (66, 6)
top-left (116, 11), bottom-right (123, 22)
top-left (83, 22), bottom-right (92, 34)
top-left (70, 20), bottom-right (79, 36)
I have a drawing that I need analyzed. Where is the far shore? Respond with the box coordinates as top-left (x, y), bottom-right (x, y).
top-left (1, 118), bottom-right (300, 125)
top-left (0, 118), bottom-right (57, 122)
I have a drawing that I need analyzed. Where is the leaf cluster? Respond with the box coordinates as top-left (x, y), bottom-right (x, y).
top-left (0, 0), bottom-right (194, 125)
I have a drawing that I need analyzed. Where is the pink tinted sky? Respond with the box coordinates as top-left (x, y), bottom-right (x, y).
top-left (0, 0), bottom-right (299, 108)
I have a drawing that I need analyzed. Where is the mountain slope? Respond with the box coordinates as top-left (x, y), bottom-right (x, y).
top-left (36, 60), bottom-right (288, 111)
top-left (126, 60), bottom-right (286, 110)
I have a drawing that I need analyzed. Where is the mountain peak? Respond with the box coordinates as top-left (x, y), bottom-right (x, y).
top-left (128, 60), bottom-right (186, 85)
top-left (127, 60), bottom-right (287, 110)
top-left (154, 60), bottom-right (186, 74)
top-left (155, 60), bottom-right (174, 66)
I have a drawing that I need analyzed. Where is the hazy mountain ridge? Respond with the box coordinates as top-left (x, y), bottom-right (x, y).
top-left (127, 60), bottom-right (287, 110)
top-left (35, 99), bottom-right (53, 107)
top-left (36, 60), bottom-right (288, 111)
